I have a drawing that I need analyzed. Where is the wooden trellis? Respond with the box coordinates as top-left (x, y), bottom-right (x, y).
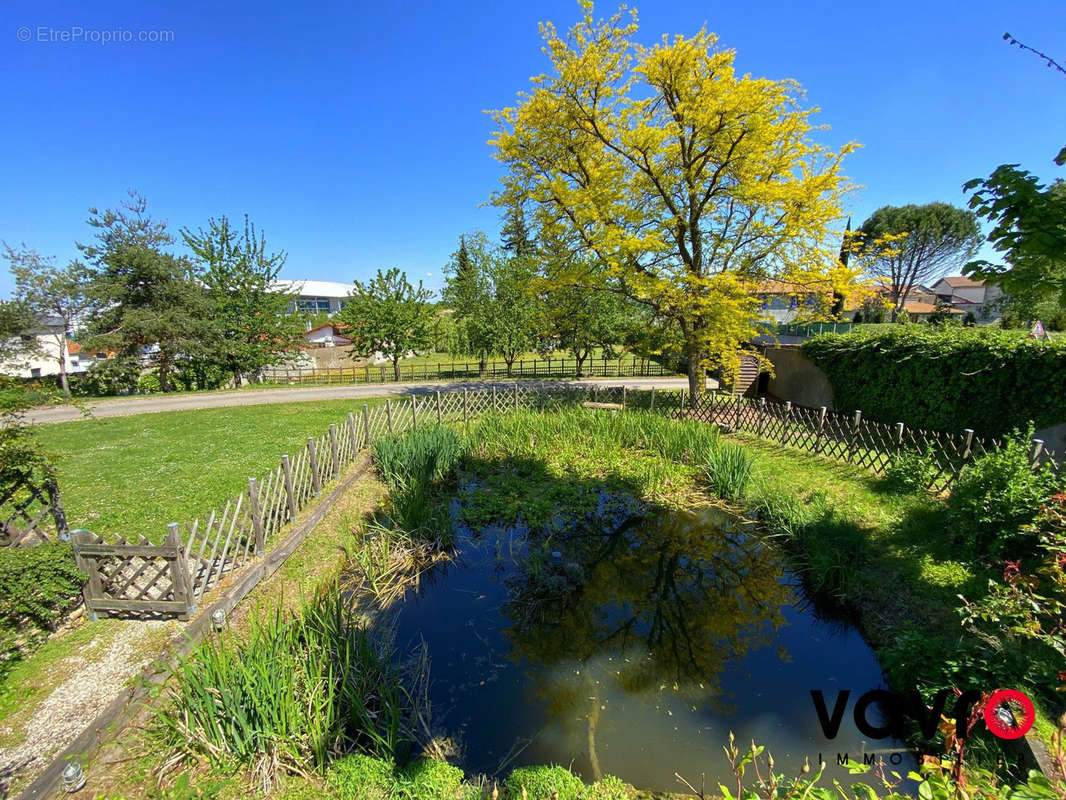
top-left (0, 472), bottom-right (68, 547)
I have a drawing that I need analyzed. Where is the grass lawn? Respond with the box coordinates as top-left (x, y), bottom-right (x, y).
top-left (33, 397), bottom-right (393, 540)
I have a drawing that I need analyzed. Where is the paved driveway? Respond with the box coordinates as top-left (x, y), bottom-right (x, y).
top-left (26, 376), bottom-right (698, 424)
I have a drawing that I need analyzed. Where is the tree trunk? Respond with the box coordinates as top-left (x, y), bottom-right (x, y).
top-left (232, 366), bottom-right (243, 389)
top-left (393, 359), bottom-right (401, 382)
top-left (685, 339), bottom-right (703, 406)
top-left (575, 351), bottom-right (587, 378)
top-left (478, 358), bottom-right (487, 378)
top-left (158, 352), bottom-right (171, 393)
top-left (57, 337), bottom-right (70, 397)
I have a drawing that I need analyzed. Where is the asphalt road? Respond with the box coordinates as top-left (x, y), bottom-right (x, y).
top-left (26, 376), bottom-right (698, 424)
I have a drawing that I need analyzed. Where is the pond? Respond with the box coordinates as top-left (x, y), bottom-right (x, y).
top-left (378, 491), bottom-right (914, 792)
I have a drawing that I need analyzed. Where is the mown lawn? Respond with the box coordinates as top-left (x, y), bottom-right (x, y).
top-left (33, 397), bottom-right (392, 540)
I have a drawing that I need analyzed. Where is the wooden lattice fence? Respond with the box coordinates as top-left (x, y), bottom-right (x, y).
top-left (1, 471), bottom-right (68, 547)
top-left (70, 385), bottom-right (1061, 619)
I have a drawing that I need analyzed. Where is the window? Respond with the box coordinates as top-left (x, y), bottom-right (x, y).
top-left (30, 367), bottom-right (41, 378)
top-left (292, 297), bottom-right (333, 313)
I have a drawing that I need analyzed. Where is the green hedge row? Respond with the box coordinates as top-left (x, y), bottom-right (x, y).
top-left (800, 328), bottom-right (1066, 437)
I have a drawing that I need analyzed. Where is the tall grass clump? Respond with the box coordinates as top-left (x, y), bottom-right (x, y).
top-left (702, 443), bottom-right (752, 501)
top-left (372, 426), bottom-right (466, 543)
top-left (158, 590), bottom-right (416, 787)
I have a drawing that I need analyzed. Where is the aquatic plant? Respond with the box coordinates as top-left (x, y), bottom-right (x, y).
top-left (702, 443), bottom-right (753, 501)
top-left (157, 590), bottom-right (417, 787)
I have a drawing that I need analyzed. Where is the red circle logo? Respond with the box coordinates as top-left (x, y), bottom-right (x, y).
top-left (983, 689), bottom-right (1035, 740)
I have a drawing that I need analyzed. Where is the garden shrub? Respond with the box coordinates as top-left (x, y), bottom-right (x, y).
top-left (0, 542), bottom-right (85, 679)
top-left (580, 775), bottom-right (632, 800)
top-left (947, 429), bottom-right (1058, 558)
top-left (801, 328), bottom-right (1066, 437)
top-left (138, 369), bottom-right (162, 394)
top-left (505, 765), bottom-right (584, 800)
top-left (326, 754), bottom-right (394, 800)
top-left (70, 357), bottom-right (140, 396)
top-left (883, 446), bottom-right (938, 492)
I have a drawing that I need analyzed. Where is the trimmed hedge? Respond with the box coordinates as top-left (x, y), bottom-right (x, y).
top-left (801, 328), bottom-right (1066, 437)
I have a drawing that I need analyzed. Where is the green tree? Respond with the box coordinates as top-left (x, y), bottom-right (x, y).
top-left (79, 192), bottom-right (211, 393)
top-left (0, 299), bottom-right (36, 366)
top-left (443, 233), bottom-right (496, 375)
top-left (963, 161), bottom-right (1066, 317)
top-left (182, 215), bottom-right (304, 387)
top-left (487, 256), bottom-right (540, 376)
top-left (854, 203), bottom-right (981, 321)
top-left (490, 5), bottom-right (858, 401)
top-left (3, 245), bottom-right (92, 396)
top-left (337, 267), bottom-right (434, 380)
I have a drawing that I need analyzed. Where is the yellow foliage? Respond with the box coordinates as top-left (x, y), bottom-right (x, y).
top-left (490, 3), bottom-right (861, 392)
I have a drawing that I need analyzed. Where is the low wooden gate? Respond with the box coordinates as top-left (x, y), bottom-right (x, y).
top-left (72, 528), bottom-right (195, 620)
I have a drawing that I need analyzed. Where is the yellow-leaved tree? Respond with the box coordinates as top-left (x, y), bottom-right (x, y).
top-left (490, 2), bottom-right (860, 399)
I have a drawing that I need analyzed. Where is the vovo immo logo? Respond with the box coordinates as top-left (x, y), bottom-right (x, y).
top-left (810, 688), bottom-right (1035, 741)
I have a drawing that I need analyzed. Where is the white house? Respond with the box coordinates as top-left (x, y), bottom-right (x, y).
top-left (305, 322), bottom-right (351, 347)
top-left (273, 279), bottom-right (354, 315)
top-left (0, 317), bottom-right (95, 379)
top-left (929, 276), bottom-right (1003, 322)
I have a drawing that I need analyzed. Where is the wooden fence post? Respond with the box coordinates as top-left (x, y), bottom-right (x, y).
top-left (514, 382), bottom-right (520, 410)
top-left (650, 388), bottom-right (656, 412)
top-left (896, 422), bottom-right (906, 454)
top-left (307, 438), bottom-right (321, 495)
top-left (71, 529), bottom-right (101, 621)
top-left (410, 394), bottom-right (418, 428)
top-left (781, 401), bottom-right (792, 446)
top-left (347, 413), bottom-right (358, 461)
top-left (622, 385), bottom-right (627, 410)
top-left (386, 399), bottom-right (394, 432)
top-left (463, 388), bottom-right (469, 424)
top-left (248, 477), bottom-right (265, 555)
top-left (361, 405), bottom-right (371, 447)
top-left (329, 424), bottom-right (341, 478)
top-left (436, 390), bottom-right (442, 424)
top-left (492, 385), bottom-right (498, 412)
top-left (847, 410), bottom-right (862, 463)
top-left (168, 522), bottom-right (194, 619)
top-left (758, 397), bottom-right (767, 438)
top-left (817, 407), bottom-right (828, 453)
top-left (281, 455), bottom-right (297, 520)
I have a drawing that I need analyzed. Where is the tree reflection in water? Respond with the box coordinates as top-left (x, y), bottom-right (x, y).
top-left (501, 504), bottom-right (793, 778)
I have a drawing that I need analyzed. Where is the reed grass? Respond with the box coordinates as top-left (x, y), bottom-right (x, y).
top-left (702, 443), bottom-right (753, 502)
top-left (157, 589), bottom-right (417, 787)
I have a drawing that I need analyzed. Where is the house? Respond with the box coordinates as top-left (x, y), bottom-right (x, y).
top-left (0, 316), bottom-right (96, 379)
top-left (929, 276), bottom-right (1003, 322)
top-left (273, 279), bottom-right (354, 315)
top-left (754, 280), bottom-right (824, 323)
top-left (305, 322), bottom-right (351, 347)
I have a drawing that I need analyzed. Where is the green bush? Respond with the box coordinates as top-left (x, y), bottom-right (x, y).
top-left (947, 430), bottom-right (1058, 557)
top-left (70, 357), bottom-right (140, 397)
top-left (801, 327), bottom-right (1066, 437)
top-left (137, 370), bottom-right (162, 394)
top-left (580, 775), bottom-right (632, 800)
top-left (395, 758), bottom-right (465, 799)
top-left (0, 542), bottom-right (85, 679)
top-left (884, 446), bottom-right (938, 492)
top-left (506, 766), bottom-right (585, 800)
top-left (326, 754), bottom-right (394, 800)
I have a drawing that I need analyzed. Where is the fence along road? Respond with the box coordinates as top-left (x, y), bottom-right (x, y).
top-left (24, 376), bottom-right (693, 425)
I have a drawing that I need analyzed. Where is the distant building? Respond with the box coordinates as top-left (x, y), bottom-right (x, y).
top-left (305, 322), bottom-right (351, 347)
top-left (0, 316), bottom-right (99, 379)
top-left (273, 280), bottom-right (354, 315)
top-left (754, 280), bottom-right (823, 323)
top-left (929, 276), bottom-right (1003, 322)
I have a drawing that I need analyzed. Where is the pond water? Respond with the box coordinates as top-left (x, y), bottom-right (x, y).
top-left (381, 494), bottom-right (914, 792)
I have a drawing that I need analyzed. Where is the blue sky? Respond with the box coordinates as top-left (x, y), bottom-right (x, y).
top-left (1, 0), bottom-right (1064, 298)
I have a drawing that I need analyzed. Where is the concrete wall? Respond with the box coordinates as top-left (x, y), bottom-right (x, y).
top-left (762, 345), bottom-right (835, 410)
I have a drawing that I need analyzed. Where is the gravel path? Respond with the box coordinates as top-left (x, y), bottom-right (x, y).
top-left (0, 619), bottom-right (178, 793)
top-left (26, 377), bottom-right (696, 424)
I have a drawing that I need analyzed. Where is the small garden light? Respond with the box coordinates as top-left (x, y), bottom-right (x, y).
top-left (61, 761), bottom-right (86, 793)
top-left (211, 609), bottom-right (226, 632)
